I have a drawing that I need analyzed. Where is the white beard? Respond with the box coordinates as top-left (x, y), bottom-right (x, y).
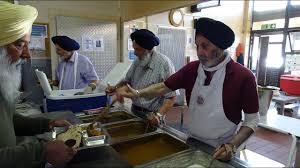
top-left (0, 47), bottom-right (22, 103)
top-left (137, 52), bottom-right (151, 67)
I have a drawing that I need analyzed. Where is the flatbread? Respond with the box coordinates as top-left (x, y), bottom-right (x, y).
top-left (56, 125), bottom-right (82, 148)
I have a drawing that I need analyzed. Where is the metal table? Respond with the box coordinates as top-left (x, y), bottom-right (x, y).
top-left (259, 114), bottom-right (300, 167)
top-left (272, 93), bottom-right (300, 115)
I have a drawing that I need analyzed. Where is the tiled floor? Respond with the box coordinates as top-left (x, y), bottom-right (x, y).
top-left (164, 102), bottom-right (299, 166)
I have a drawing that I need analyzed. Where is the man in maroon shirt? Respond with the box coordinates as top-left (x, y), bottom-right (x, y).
top-left (116, 18), bottom-right (259, 162)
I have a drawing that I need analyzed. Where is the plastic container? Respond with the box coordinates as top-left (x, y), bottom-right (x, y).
top-left (280, 74), bottom-right (300, 95)
top-left (35, 62), bottom-right (132, 113)
top-left (44, 90), bottom-right (107, 112)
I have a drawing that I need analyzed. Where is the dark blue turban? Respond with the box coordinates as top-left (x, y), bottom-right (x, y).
top-left (130, 29), bottom-right (160, 50)
top-left (195, 17), bottom-right (235, 50)
top-left (51, 36), bottom-right (80, 51)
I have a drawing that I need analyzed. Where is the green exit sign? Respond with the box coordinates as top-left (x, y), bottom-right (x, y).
top-left (261, 23), bottom-right (276, 30)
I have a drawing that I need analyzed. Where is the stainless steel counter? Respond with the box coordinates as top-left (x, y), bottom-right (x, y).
top-left (43, 110), bottom-right (250, 167)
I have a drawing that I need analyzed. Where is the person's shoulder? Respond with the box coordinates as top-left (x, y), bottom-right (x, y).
top-left (77, 54), bottom-right (92, 63)
top-left (77, 53), bottom-right (89, 60)
top-left (182, 61), bottom-right (200, 72)
top-left (227, 60), bottom-right (255, 79)
top-left (155, 51), bottom-right (171, 63)
top-left (154, 52), bottom-right (174, 68)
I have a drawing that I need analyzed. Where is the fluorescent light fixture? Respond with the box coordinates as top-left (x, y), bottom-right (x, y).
top-left (196, 0), bottom-right (220, 10)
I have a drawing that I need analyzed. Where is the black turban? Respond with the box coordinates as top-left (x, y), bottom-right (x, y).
top-left (130, 29), bottom-right (159, 50)
top-left (51, 36), bottom-right (80, 51)
top-left (195, 17), bottom-right (235, 50)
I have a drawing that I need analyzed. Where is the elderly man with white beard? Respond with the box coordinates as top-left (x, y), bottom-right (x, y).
top-left (0, 2), bottom-right (76, 167)
top-left (106, 29), bottom-right (177, 124)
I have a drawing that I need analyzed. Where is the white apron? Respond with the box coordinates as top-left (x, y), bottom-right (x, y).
top-left (188, 56), bottom-right (237, 147)
top-left (59, 52), bottom-right (78, 90)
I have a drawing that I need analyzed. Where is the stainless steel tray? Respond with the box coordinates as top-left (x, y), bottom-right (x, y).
top-left (53, 122), bottom-right (110, 148)
top-left (78, 111), bottom-right (136, 124)
top-left (111, 133), bottom-right (190, 166)
top-left (103, 120), bottom-right (157, 142)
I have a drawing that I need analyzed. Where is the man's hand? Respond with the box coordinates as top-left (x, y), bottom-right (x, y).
top-left (115, 84), bottom-right (139, 99)
top-left (213, 143), bottom-right (236, 161)
top-left (146, 112), bottom-right (161, 126)
top-left (105, 84), bottom-right (117, 95)
top-left (45, 140), bottom-right (77, 166)
top-left (147, 112), bottom-right (160, 125)
top-left (83, 86), bottom-right (93, 94)
top-left (49, 79), bottom-right (59, 87)
top-left (49, 119), bottom-right (72, 130)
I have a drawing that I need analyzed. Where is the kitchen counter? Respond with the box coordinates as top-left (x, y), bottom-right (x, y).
top-left (43, 110), bottom-right (250, 167)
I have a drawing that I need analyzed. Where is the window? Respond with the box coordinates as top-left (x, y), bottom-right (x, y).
top-left (291, 0), bottom-right (300, 6)
top-left (254, 1), bottom-right (287, 12)
top-left (289, 17), bottom-right (300, 28)
top-left (266, 44), bottom-right (283, 68)
top-left (287, 31), bottom-right (300, 52)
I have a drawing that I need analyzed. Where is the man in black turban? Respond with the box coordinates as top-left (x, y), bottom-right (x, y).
top-left (51, 36), bottom-right (80, 52)
top-left (114, 18), bottom-right (259, 163)
top-left (51, 36), bottom-right (99, 93)
top-left (106, 29), bottom-right (177, 123)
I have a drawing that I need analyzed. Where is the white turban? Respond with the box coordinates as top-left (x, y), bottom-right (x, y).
top-left (0, 2), bottom-right (38, 46)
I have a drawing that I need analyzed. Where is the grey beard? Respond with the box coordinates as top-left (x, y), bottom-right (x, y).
top-left (198, 50), bottom-right (225, 68)
top-left (0, 47), bottom-right (22, 103)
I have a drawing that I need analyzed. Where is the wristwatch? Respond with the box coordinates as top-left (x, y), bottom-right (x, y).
top-left (226, 143), bottom-right (237, 156)
top-left (135, 89), bottom-right (140, 97)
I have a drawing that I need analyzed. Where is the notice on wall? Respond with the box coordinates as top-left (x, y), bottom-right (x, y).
top-left (29, 36), bottom-right (46, 50)
top-left (128, 50), bottom-right (136, 60)
top-left (93, 36), bottom-right (104, 52)
top-left (30, 24), bottom-right (47, 50)
top-left (32, 24), bottom-right (48, 38)
top-left (82, 36), bottom-right (93, 52)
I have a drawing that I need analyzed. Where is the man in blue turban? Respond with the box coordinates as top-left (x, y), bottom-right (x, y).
top-left (51, 36), bottom-right (99, 93)
top-left (106, 29), bottom-right (177, 123)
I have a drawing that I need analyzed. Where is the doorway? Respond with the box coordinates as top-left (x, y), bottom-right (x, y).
top-left (249, 31), bottom-right (284, 86)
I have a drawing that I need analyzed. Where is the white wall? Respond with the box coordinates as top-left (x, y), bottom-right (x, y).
top-left (19, 1), bottom-right (121, 78)
top-left (191, 1), bottom-right (246, 61)
top-left (122, 1), bottom-right (246, 62)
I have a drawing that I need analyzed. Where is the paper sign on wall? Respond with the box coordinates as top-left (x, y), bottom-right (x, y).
top-left (93, 36), bottom-right (104, 52)
top-left (82, 36), bottom-right (93, 52)
top-left (29, 36), bottom-right (45, 50)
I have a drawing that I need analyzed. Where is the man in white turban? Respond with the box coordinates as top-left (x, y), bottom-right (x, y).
top-left (0, 2), bottom-right (76, 167)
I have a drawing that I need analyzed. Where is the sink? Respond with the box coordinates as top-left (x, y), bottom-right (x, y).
top-left (104, 120), bottom-right (156, 141)
top-left (112, 133), bottom-right (189, 166)
top-left (78, 111), bottom-right (136, 124)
